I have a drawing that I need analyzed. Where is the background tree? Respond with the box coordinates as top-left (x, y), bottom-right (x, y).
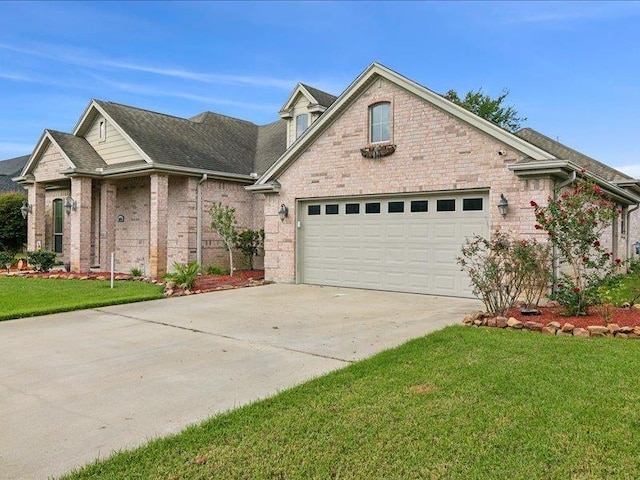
top-left (0, 192), bottom-right (27, 255)
top-left (444, 88), bottom-right (526, 132)
top-left (209, 202), bottom-right (238, 276)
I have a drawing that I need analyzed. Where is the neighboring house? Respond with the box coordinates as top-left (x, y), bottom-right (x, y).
top-left (15, 62), bottom-right (640, 298)
top-left (250, 63), bottom-right (640, 298)
top-left (0, 155), bottom-right (29, 193)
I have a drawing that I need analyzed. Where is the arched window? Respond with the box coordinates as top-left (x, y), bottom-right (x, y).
top-left (369, 102), bottom-right (390, 143)
top-left (53, 199), bottom-right (63, 253)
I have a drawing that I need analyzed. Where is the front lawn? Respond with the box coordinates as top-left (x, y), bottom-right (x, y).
top-left (0, 277), bottom-right (164, 321)
top-left (65, 326), bottom-right (640, 479)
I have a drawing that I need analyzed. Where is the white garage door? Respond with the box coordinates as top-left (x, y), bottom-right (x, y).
top-left (299, 193), bottom-right (489, 298)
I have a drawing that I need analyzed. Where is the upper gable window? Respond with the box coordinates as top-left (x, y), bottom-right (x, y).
top-left (98, 119), bottom-right (106, 142)
top-left (369, 102), bottom-right (390, 143)
top-left (296, 114), bottom-right (309, 139)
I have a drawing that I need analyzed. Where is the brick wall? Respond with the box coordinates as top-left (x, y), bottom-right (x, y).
top-left (264, 77), bottom-right (555, 283)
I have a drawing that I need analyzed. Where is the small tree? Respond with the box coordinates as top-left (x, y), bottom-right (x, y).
top-left (513, 238), bottom-right (552, 309)
top-left (235, 228), bottom-right (264, 270)
top-left (0, 192), bottom-right (27, 255)
top-left (209, 202), bottom-right (238, 276)
top-left (532, 178), bottom-right (618, 315)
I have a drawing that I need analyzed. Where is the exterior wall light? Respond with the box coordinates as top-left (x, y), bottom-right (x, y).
top-left (278, 203), bottom-right (289, 222)
top-left (64, 196), bottom-right (77, 215)
top-left (497, 194), bottom-right (509, 217)
top-left (20, 201), bottom-right (32, 219)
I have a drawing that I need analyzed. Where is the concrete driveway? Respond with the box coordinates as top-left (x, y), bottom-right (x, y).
top-left (0, 283), bottom-right (480, 479)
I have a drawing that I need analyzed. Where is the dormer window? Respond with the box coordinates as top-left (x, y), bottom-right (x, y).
top-left (369, 102), bottom-right (390, 143)
top-left (99, 119), bottom-right (106, 142)
top-left (296, 114), bottom-right (309, 139)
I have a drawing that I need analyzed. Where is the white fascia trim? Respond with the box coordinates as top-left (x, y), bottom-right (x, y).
top-left (257, 62), bottom-right (556, 186)
top-left (511, 160), bottom-right (640, 204)
top-left (21, 130), bottom-right (76, 177)
top-left (80, 162), bottom-right (255, 183)
top-left (245, 182), bottom-right (280, 193)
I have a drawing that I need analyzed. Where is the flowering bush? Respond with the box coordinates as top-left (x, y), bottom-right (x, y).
top-left (513, 239), bottom-right (552, 309)
top-left (457, 232), bottom-right (546, 316)
top-left (531, 178), bottom-right (618, 315)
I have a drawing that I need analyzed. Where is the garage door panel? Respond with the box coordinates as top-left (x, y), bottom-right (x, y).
top-left (300, 193), bottom-right (488, 298)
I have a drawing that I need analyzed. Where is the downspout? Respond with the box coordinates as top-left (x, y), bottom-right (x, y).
top-left (552, 171), bottom-right (577, 291)
top-left (626, 204), bottom-right (639, 271)
top-left (196, 174), bottom-right (208, 267)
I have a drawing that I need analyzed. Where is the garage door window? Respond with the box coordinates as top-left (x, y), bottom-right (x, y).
top-left (346, 203), bottom-right (360, 214)
top-left (308, 205), bottom-right (321, 215)
top-left (365, 202), bottom-right (381, 214)
top-left (463, 198), bottom-right (483, 211)
top-left (325, 204), bottom-right (339, 215)
top-left (388, 201), bottom-right (404, 213)
top-left (437, 199), bottom-right (456, 212)
top-left (410, 200), bottom-right (428, 212)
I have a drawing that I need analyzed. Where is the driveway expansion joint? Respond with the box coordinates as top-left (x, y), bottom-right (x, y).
top-left (92, 308), bottom-right (353, 364)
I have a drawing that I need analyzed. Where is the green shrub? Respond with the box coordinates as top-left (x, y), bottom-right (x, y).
top-left (130, 267), bottom-right (143, 277)
top-left (164, 261), bottom-right (200, 290)
top-left (205, 264), bottom-right (230, 276)
top-left (235, 228), bottom-right (264, 270)
top-left (0, 251), bottom-right (14, 271)
top-left (0, 192), bottom-right (27, 255)
top-left (27, 250), bottom-right (57, 272)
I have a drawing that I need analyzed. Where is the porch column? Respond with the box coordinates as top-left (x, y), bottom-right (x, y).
top-left (69, 177), bottom-right (92, 272)
top-left (149, 173), bottom-right (169, 277)
top-left (27, 182), bottom-right (46, 251)
top-left (99, 180), bottom-right (116, 269)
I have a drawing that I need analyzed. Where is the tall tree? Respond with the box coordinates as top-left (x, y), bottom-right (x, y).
top-left (0, 192), bottom-right (27, 255)
top-left (444, 88), bottom-right (526, 132)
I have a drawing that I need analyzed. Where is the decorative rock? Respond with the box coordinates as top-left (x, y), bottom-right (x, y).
top-left (115, 275), bottom-right (125, 280)
top-left (617, 333), bottom-right (628, 339)
top-left (628, 333), bottom-right (640, 339)
top-left (79, 276), bottom-right (89, 280)
top-left (164, 289), bottom-right (174, 297)
top-left (462, 314), bottom-right (474, 325)
top-left (547, 321), bottom-right (561, 330)
top-left (541, 326), bottom-right (557, 335)
top-left (556, 330), bottom-right (572, 336)
top-left (573, 328), bottom-right (590, 338)
top-left (588, 325), bottom-right (609, 336)
top-left (621, 302), bottom-right (631, 308)
top-left (633, 304), bottom-right (640, 310)
top-left (185, 290), bottom-right (192, 295)
top-left (496, 317), bottom-right (508, 328)
top-left (620, 326), bottom-right (633, 333)
top-left (524, 321), bottom-right (543, 331)
top-left (473, 319), bottom-right (483, 327)
top-left (49, 274), bottom-right (59, 279)
top-left (561, 323), bottom-right (575, 333)
top-left (486, 317), bottom-right (497, 328)
top-left (96, 275), bottom-right (106, 280)
top-left (507, 317), bottom-right (523, 329)
top-left (165, 281), bottom-right (176, 290)
top-left (634, 327), bottom-right (640, 336)
top-left (607, 323), bottom-right (621, 334)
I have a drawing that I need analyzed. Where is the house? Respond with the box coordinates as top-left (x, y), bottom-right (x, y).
top-left (15, 62), bottom-right (640, 298)
top-left (0, 155), bottom-right (28, 194)
top-left (250, 63), bottom-right (640, 298)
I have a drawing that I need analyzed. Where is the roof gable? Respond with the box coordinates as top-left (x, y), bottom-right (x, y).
top-left (279, 83), bottom-right (337, 117)
top-left (257, 62), bottom-right (557, 186)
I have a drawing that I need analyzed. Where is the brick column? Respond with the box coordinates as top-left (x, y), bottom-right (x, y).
top-left (99, 180), bottom-right (116, 269)
top-left (149, 173), bottom-right (169, 277)
top-left (69, 177), bottom-right (92, 272)
top-left (27, 182), bottom-right (46, 251)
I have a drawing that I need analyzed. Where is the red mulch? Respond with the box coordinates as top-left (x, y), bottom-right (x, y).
top-left (193, 270), bottom-right (264, 291)
top-left (507, 305), bottom-right (640, 328)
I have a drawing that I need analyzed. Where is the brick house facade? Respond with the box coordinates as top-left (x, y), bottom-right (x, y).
top-left (14, 62), bottom-right (640, 296)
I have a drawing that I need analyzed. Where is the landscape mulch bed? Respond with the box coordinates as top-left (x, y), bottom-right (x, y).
top-left (507, 305), bottom-right (640, 329)
top-left (2, 269), bottom-right (267, 295)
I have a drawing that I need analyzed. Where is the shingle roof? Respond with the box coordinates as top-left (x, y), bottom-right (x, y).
top-left (515, 128), bottom-right (632, 182)
top-left (95, 101), bottom-right (286, 176)
top-left (48, 130), bottom-right (107, 171)
top-left (0, 155), bottom-right (29, 193)
top-left (300, 84), bottom-right (337, 108)
top-left (0, 155), bottom-right (29, 176)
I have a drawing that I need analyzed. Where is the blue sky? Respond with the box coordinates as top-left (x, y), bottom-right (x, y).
top-left (1, 1), bottom-right (639, 175)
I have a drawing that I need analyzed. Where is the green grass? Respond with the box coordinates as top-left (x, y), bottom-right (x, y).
top-left (64, 327), bottom-right (640, 479)
top-left (0, 276), bottom-right (164, 321)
